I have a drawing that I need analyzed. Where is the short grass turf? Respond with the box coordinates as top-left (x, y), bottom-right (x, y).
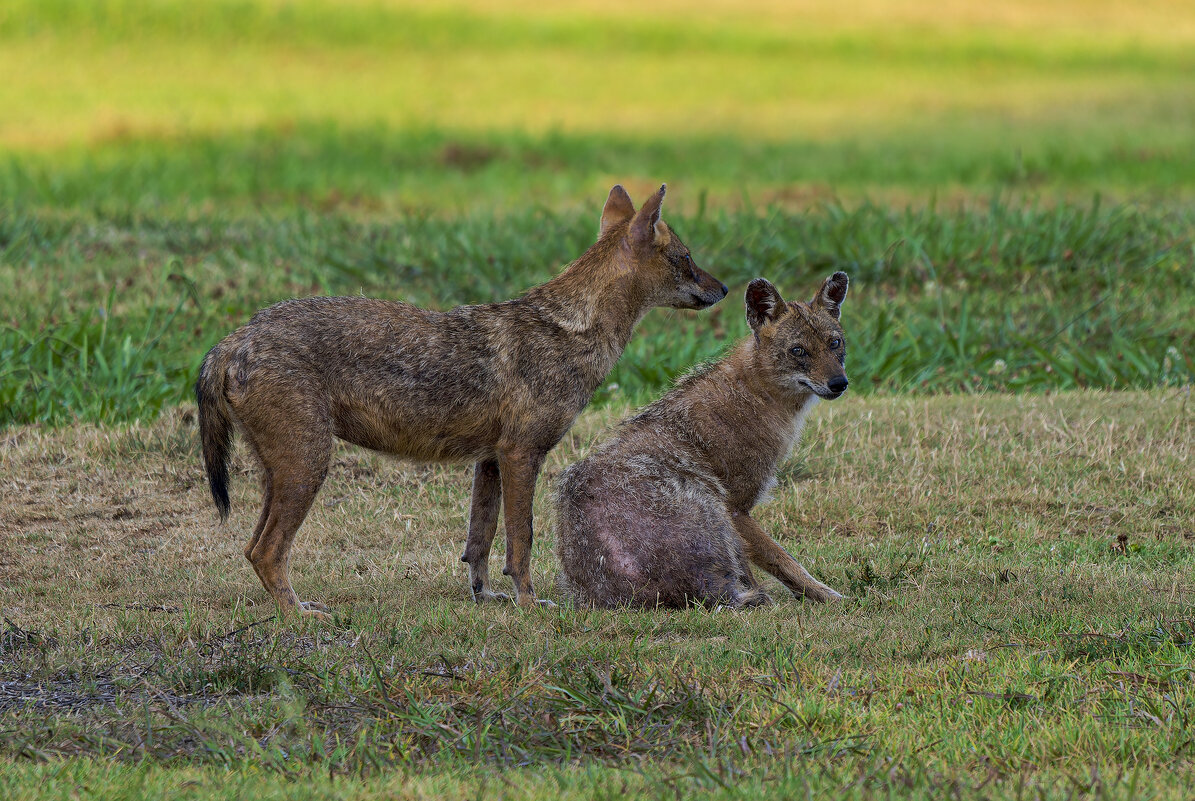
top-left (1, 390), bottom-right (1193, 798)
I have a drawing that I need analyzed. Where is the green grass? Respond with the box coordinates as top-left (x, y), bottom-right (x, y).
top-left (2, 392), bottom-right (1192, 798)
top-left (2, 200), bottom-right (1192, 427)
top-left (5, 758), bottom-right (1189, 801)
top-left (6, 124), bottom-right (1195, 217)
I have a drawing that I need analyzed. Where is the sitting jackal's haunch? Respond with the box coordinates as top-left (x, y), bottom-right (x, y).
top-left (555, 273), bottom-right (850, 608)
top-left (196, 185), bottom-right (728, 616)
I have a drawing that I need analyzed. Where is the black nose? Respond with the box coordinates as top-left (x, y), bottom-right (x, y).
top-left (718, 283), bottom-right (729, 297)
top-left (828, 376), bottom-right (849, 393)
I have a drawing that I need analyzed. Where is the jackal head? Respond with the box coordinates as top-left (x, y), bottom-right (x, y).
top-left (599, 184), bottom-right (728, 310)
top-left (745, 273), bottom-right (850, 400)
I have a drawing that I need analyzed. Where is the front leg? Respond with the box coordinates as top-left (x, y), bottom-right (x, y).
top-left (731, 513), bottom-right (843, 602)
top-left (498, 446), bottom-right (554, 608)
top-left (460, 459), bottom-right (508, 603)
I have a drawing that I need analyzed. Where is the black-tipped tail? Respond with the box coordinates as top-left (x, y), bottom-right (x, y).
top-left (196, 353), bottom-right (233, 521)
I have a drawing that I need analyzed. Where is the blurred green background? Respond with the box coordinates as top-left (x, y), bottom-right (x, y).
top-left (1, 0), bottom-right (1193, 425)
top-left (4, 0), bottom-right (1195, 209)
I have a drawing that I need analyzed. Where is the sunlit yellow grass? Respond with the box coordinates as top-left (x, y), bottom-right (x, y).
top-left (336, 0), bottom-right (1195, 40)
top-left (1, 0), bottom-right (1192, 150)
top-left (3, 41), bottom-right (1180, 150)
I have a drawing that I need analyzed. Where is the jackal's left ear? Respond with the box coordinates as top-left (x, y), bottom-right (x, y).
top-left (599, 185), bottom-right (635, 237)
top-left (630, 184), bottom-right (666, 249)
top-left (746, 278), bottom-right (785, 332)
top-left (812, 271), bottom-right (849, 319)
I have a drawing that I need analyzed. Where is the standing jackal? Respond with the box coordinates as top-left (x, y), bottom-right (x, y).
top-left (196, 185), bottom-right (728, 616)
top-left (555, 273), bottom-right (850, 608)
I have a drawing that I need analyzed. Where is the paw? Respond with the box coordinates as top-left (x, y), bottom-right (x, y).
top-left (739, 589), bottom-right (773, 608)
top-left (798, 586), bottom-right (844, 603)
top-left (473, 589), bottom-right (513, 604)
top-left (716, 589), bottom-right (771, 610)
top-left (298, 600), bottom-right (333, 619)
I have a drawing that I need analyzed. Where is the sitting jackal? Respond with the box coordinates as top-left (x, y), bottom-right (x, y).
top-left (555, 273), bottom-right (850, 608)
top-left (196, 185), bottom-right (728, 616)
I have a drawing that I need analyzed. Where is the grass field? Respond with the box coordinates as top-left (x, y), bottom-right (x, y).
top-left (2, 392), bottom-right (1193, 799)
top-left (3, 0), bottom-right (1194, 797)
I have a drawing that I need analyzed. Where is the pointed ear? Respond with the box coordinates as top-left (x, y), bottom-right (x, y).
top-left (599, 185), bottom-right (635, 237)
top-left (812, 271), bottom-right (849, 319)
top-left (745, 278), bottom-right (785, 332)
top-left (629, 184), bottom-right (666, 248)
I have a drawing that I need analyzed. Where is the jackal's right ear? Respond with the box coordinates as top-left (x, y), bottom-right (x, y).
top-left (629, 184), bottom-right (666, 248)
top-left (745, 278), bottom-right (785, 332)
top-left (599, 185), bottom-right (635, 237)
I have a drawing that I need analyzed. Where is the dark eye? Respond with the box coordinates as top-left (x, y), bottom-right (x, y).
top-left (791, 346), bottom-right (807, 357)
top-left (829, 338), bottom-right (842, 348)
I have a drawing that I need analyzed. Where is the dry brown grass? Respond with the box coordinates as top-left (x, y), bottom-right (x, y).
top-left (3, 390), bottom-right (1190, 623)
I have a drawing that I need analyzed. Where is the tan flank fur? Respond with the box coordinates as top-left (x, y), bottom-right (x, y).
top-left (196, 185), bottom-right (728, 616)
top-left (555, 273), bottom-right (851, 608)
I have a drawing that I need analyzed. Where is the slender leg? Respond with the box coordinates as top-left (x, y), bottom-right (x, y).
top-left (241, 416), bottom-right (333, 617)
top-left (460, 459), bottom-right (509, 603)
top-left (731, 513), bottom-right (843, 602)
top-left (244, 470), bottom-right (274, 589)
top-left (246, 462), bottom-right (331, 617)
top-left (497, 447), bottom-right (554, 608)
top-left (240, 430), bottom-right (275, 589)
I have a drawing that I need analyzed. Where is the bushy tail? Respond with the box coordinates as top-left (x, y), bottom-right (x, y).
top-left (196, 349), bottom-right (234, 521)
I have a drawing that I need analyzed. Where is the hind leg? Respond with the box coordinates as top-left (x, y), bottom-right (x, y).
top-left (730, 562), bottom-right (771, 608)
top-left (238, 432), bottom-right (298, 605)
top-left (244, 480), bottom-right (331, 614)
top-left (459, 459), bottom-right (510, 603)
top-left (247, 461), bottom-right (330, 616)
top-left (244, 471), bottom-right (274, 591)
top-left (240, 420), bottom-right (333, 617)
top-left (630, 506), bottom-right (768, 609)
